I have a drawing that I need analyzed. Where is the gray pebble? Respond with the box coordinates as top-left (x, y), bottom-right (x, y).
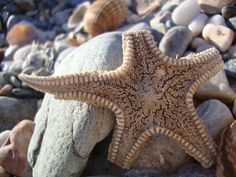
top-left (6, 14), bottom-right (21, 31)
top-left (159, 26), bottom-right (193, 58)
top-left (221, 5), bottom-right (236, 19)
top-left (10, 75), bottom-right (21, 88)
top-left (12, 88), bottom-right (44, 98)
top-left (224, 59), bottom-right (236, 79)
top-left (228, 17), bottom-right (236, 32)
top-left (2, 71), bottom-right (16, 84)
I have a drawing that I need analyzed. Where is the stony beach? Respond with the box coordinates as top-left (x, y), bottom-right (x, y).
top-left (0, 0), bottom-right (236, 177)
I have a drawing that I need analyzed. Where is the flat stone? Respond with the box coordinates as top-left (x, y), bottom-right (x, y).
top-left (159, 26), bottom-right (193, 58)
top-left (196, 99), bottom-right (234, 139)
top-left (0, 96), bottom-right (37, 131)
top-left (172, 0), bottom-right (201, 26)
top-left (188, 13), bottom-right (208, 37)
top-left (197, 0), bottom-right (235, 14)
top-left (195, 70), bottom-right (236, 104)
top-left (202, 24), bottom-right (234, 52)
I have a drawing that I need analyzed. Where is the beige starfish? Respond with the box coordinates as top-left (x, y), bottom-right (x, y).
top-left (19, 30), bottom-right (223, 170)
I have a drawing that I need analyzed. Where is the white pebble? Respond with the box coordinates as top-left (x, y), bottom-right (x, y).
top-left (172, 0), bottom-right (201, 26)
top-left (207, 14), bottom-right (226, 26)
top-left (188, 13), bottom-right (209, 37)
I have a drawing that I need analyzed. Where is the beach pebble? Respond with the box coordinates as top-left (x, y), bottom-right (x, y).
top-left (196, 99), bottom-right (234, 139)
top-left (150, 22), bottom-right (167, 34)
top-left (196, 44), bottom-right (215, 53)
top-left (188, 13), bottom-right (208, 37)
top-left (229, 45), bottom-right (236, 55)
top-left (6, 22), bottom-right (43, 46)
top-left (202, 24), bottom-right (234, 52)
top-left (0, 96), bottom-right (37, 131)
top-left (4, 45), bottom-right (19, 61)
top-left (172, 0), bottom-right (201, 26)
top-left (221, 5), bottom-right (236, 19)
top-left (9, 76), bottom-right (21, 88)
top-left (196, 70), bottom-right (236, 104)
top-left (228, 17), bottom-right (236, 32)
top-left (12, 88), bottom-right (44, 98)
top-left (0, 130), bottom-right (10, 147)
top-left (0, 120), bottom-right (35, 177)
top-left (13, 45), bottom-right (31, 63)
top-left (6, 14), bottom-right (21, 31)
top-left (0, 84), bottom-right (13, 96)
top-left (191, 37), bottom-right (208, 49)
top-left (224, 59), bottom-right (236, 79)
top-left (126, 10), bottom-right (141, 24)
top-left (207, 14), bottom-right (226, 26)
top-left (159, 26), bottom-right (193, 58)
top-left (197, 0), bottom-right (235, 14)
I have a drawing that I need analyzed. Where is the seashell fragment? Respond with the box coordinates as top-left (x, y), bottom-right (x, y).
top-left (217, 120), bottom-right (236, 177)
top-left (83, 0), bottom-right (128, 36)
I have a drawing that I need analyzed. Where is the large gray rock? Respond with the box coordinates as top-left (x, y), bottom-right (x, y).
top-left (0, 96), bottom-right (37, 131)
top-left (28, 32), bottom-right (123, 177)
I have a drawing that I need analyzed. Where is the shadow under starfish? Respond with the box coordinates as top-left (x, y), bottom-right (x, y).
top-left (19, 30), bottom-right (224, 170)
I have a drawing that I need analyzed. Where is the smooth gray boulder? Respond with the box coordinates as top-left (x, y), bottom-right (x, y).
top-left (28, 32), bottom-right (123, 177)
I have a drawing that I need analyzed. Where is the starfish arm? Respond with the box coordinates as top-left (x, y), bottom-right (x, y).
top-left (18, 70), bottom-right (131, 107)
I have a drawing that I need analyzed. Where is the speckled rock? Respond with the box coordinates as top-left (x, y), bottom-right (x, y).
top-left (159, 26), bottom-right (193, 58)
top-left (0, 97), bottom-right (37, 131)
top-left (196, 70), bottom-right (236, 103)
top-left (28, 32), bottom-right (123, 177)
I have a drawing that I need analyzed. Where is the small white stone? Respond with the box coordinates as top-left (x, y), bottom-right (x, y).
top-left (172, 0), bottom-right (201, 26)
top-left (202, 24), bottom-right (234, 52)
top-left (207, 14), bottom-right (226, 26)
top-left (188, 13), bottom-right (209, 37)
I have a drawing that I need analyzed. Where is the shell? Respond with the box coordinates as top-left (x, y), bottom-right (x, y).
top-left (217, 120), bottom-right (236, 177)
top-left (83, 0), bottom-right (128, 36)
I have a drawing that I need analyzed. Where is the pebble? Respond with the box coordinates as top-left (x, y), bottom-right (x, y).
top-left (152, 11), bottom-right (172, 24)
top-left (126, 10), bottom-right (141, 24)
top-left (191, 37), bottom-right (208, 49)
top-left (51, 9), bottom-right (72, 26)
top-left (207, 14), bottom-right (226, 26)
top-left (67, 1), bottom-right (90, 29)
top-left (150, 22), bottom-right (167, 34)
top-left (224, 59), bottom-right (236, 79)
top-left (15, 0), bottom-right (35, 11)
top-left (196, 44), bottom-right (215, 53)
top-left (221, 5), bottom-right (236, 19)
top-left (228, 17), bottom-right (236, 32)
top-left (6, 15), bottom-right (21, 31)
top-left (202, 24), bottom-right (234, 52)
top-left (197, 0), bottom-right (235, 14)
top-left (197, 99), bottom-right (234, 139)
top-left (2, 72), bottom-right (16, 84)
top-left (172, 0), bottom-right (201, 26)
top-left (0, 34), bottom-right (5, 47)
top-left (0, 130), bottom-right (10, 147)
top-left (221, 52), bottom-right (232, 62)
top-left (12, 88), bottom-right (44, 98)
top-left (196, 70), bottom-right (236, 104)
top-left (13, 44), bottom-right (31, 63)
top-left (0, 84), bottom-right (13, 96)
top-left (188, 13), bottom-right (208, 37)
top-left (9, 76), bottom-right (21, 88)
top-left (229, 45), bottom-right (236, 55)
top-left (159, 26), bottom-right (193, 58)
top-left (6, 22), bottom-right (43, 46)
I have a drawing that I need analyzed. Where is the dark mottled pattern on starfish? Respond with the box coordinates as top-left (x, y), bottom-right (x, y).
top-left (19, 30), bottom-right (223, 170)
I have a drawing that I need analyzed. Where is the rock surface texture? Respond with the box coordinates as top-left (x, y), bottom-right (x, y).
top-left (26, 32), bottom-right (123, 177)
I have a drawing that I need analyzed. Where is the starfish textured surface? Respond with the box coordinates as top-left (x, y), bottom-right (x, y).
top-left (19, 30), bottom-right (224, 170)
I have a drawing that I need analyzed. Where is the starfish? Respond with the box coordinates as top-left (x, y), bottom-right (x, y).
top-left (19, 30), bottom-right (223, 170)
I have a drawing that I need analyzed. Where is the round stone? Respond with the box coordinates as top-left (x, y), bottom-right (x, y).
top-left (191, 37), bottom-right (208, 49)
top-left (221, 5), bottom-right (236, 19)
top-left (224, 59), bottom-right (236, 79)
top-left (188, 13), bottom-right (209, 37)
top-left (207, 14), bottom-right (226, 26)
top-left (172, 0), bottom-right (201, 26)
top-left (159, 26), bottom-right (193, 58)
top-left (202, 24), bottom-right (234, 52)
